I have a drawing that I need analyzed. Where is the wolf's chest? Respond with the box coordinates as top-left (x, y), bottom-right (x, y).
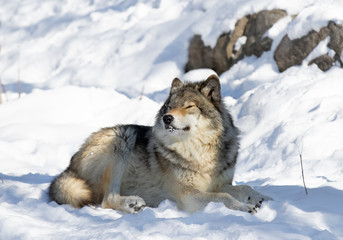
top-left (171, 165), bottom-right (230, 192)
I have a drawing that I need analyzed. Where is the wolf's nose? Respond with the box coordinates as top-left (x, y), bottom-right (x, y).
top-left (163, 114), bottom-right (174, 125)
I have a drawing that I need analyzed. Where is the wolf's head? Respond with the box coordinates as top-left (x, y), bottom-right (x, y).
top-left (153, 75), bottom-right (226, 143)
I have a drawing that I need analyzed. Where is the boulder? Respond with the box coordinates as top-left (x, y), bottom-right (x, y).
top-left (274, 21), bottom-right (343, 72)
top-left (185, 9), bottom-right (287, 74)
top-left (185, 35), bottom-right (214, 72)
top-left (185, 10), bottom-right (343, 75)
top-left (327, 21), bottom-right (343, 55)
top-left (226, 16), bottom-right (249, 63)
top-left (243, 9), bottom-right (287, 57)
top-left (309, 54), bottom-right (335, 71)
top-left (213, 33), bottom-right (231, 75)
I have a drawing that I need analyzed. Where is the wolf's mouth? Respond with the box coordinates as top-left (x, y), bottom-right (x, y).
top-left (165, 124), bottom-right (190, 133)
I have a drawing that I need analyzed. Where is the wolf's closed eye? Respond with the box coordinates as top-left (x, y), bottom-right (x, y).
top-left (185, 105), bottom-right (195, 109)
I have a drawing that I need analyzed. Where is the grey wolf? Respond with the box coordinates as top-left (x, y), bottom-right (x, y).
top-left (49, 75), bottom-right (271, 214)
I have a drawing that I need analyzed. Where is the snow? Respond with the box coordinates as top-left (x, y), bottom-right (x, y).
top-left (287, 0), bottom-right (343, 40)
top-left (1, 0), bottom-right (343, 239)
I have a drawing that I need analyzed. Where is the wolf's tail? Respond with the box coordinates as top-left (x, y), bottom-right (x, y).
top-left (49, 170), bottom-right (93, 208)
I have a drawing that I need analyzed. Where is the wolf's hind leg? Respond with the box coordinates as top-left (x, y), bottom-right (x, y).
top-left (101, 126), bottom-right (146, 213)
top-left (223, 185), bottom-right (272, 208)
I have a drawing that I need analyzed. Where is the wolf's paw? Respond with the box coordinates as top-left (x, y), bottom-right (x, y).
top-left (246, 193), bottom-right (273, 208)
top-left (123, 196), bottom-right (146, 214)
top-left (225, 197), bottom-right (260, 214)
top-left (102, 195), bottom-right (146, 214)
top-left (238, 203), bottom-right (259, 214)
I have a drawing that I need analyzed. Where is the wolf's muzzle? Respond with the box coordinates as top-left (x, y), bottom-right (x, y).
top-left (163, 114), bottom-right (174, 125)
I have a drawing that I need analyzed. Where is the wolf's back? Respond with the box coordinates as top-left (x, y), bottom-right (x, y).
top-left (49, 170), bottom-right (93, 208)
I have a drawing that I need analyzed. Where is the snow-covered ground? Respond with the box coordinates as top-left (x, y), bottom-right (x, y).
top-left (1, 0), bottom-right (343, 239)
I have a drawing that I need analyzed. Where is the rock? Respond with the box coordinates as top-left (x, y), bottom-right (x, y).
top-left (274, 28), bottom-right (329, 72)
top-left (274, 21), bottom-right (343, 72)
top-left (327, 21), bottom-right (343, 55)
top-left (243, 9), bottom-right (287, 57)
top-left (185, 33), bottom-right (232, 75)
top-left (213, 33), bottom-right (231, 75)
top-left (327, 21), bottom-right (343, 67)
top-left (185, 9), bottom-right (287, 74)
top-left (185, 35), bottom-right (214, 72)
top-left (226, 16), bottom-right (249, 62)
top-left (309, 54), bottom-right (335, 71)
top-left (185, 10), bottom-right (343, 75)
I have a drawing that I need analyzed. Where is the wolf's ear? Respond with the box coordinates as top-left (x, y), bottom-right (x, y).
top-left (201, 75), bottom-right (221, 102)
top-left (170, 77), bottom-right (182, 91)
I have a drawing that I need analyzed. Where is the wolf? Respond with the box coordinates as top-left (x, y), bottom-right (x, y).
top-left (49, 75), bottom-right (271, 214)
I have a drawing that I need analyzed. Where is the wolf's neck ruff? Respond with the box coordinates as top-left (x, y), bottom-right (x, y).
top-left (153, 131), bottom-right (220, 174)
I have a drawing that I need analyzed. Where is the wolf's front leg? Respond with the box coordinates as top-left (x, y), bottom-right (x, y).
top-left (177, 189), bottom-right (258, 213)
top-left (222, 185), bottom-right (272, 208)
top-left (101, 156), bottom-right (146, 213)
top-left (101, 127), bottom-right (146, 214)
top-left (101, 158), bottom-right (146, 213)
